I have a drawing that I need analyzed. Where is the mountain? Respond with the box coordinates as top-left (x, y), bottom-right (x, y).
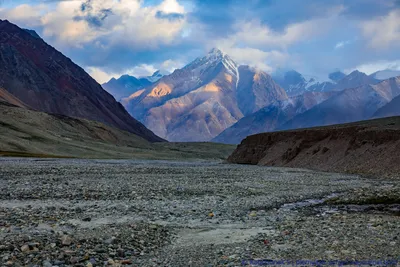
top-left (0, 19), bottom-right (163, 142)
top-left (280, 76), bottom-right (400, 130)
top-left (23, 29), bottom-right (41, 39)
top-left (213, 91), bottom-right (335, 144)
top-left (273, 70), bottom-right (380, 97)
top-left (373, 79), bottom-right (400, 118)
top-left (144, 70), bottom-right (167, 83)
top-left (374, 94), bottom-right (400, 118)
top-left (333, 70), bottom-right (380, 91)
top-left (370, 69), bottom-right (400, 80)
top-left (124, 48), bottom-right (287, 142)
top-left (102, 75), bottom-right (151, 101)
top-left (272, 70), bottom-right (334, 96)
top-left (102, 70), bottom-right (167, 101)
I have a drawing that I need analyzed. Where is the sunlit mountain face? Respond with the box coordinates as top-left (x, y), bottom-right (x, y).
top-left (123, 48), bottom-right (287, 142)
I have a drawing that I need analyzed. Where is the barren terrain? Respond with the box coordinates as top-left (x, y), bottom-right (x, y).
top-left (1, 158), bottom-right (399, 266)
top-left (228, 117), bottom-right (400, 178)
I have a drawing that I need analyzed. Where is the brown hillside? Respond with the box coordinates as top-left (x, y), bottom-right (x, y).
top-left (228, 117), bottom-right (400, 178)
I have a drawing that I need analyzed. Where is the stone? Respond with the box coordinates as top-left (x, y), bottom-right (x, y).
top-left (104, 237), bottom-right (117, 245)
top-left (70, 257), bottom-right (80, 264)
top-left (21, 244), bottom-right (30, 252)
top-left (61, 235), bottom-right (72, 246)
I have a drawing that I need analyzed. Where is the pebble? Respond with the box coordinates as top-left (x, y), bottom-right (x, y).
top-left (21, 244), bottom-right (30, 252)
top-left (61, 235), bottom-right (72, 246)
top-left (42, 260), bottom-right (52, 267)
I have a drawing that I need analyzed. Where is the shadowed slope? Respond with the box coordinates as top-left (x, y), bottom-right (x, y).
top-left (0, 19), bottom-right (163, 142)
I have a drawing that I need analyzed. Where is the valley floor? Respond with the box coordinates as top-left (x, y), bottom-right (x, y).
top-left (0, 159), bottom-right (399, 266)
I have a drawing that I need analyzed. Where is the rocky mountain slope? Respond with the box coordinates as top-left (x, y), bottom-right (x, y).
top-left (125, 49), bottom-right (287, 141)
top-left (374, 93), bottom-right (400, 118)
top-left (0, 88), bottom-right (28, 108)
top-left (228, 117), bottom-right (400, 177)
top-left (333, 70), bottom-right (380, 91)
top-left (213, 91), bottom-right (334, 144)
top-left (0, 19), bottom-right (163, 142)
top-left (280, 76), bottom-right (400, 130)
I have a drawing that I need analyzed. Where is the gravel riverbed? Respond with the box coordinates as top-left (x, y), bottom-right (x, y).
top-left (0, 158), bottom-right (399, 266)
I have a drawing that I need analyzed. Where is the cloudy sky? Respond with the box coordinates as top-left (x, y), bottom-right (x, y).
top-left (1, 0), bottom-right (400, 83)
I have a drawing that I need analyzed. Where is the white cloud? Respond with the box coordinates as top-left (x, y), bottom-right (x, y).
top-left (220, 46), bottom-right (289, 73)
top-left (204, 6), bottom-right (344, 73)
top-left (216, 6), bottom-right (344, 50)
top-left (126, 64), bottom-right (159, 77)
top-left (0, 4), bottom-right (48, 26)
top-left (86, 67), bottom-right (118, 84)
top-left (219, 19), bottom-right (318, 49)
top-left (158, 0), bottom-right (185, 14)
top-left (87, 64), bottom-right (158, 84)
top-left (361, 9), bottom-right (400, 48)
top-left (1, 0), bottom-right (187, 48)
top-left (346, 60), bottom-right (400, 74)
top-left (335, 40), bottom-right (351, 49)
top-left (160, 59), bottom-right (184, 73)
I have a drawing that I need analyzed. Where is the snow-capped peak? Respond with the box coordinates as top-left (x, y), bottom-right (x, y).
top-left (207, 47), bottom-right (224, 57)
top-left (185, 48), bottom-right (239, 87)
top-left (143, 70), bottom-right (167, 83)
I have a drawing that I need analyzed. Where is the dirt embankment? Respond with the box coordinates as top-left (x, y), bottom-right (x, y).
top-left (228, 117), bottom-right (400, 178)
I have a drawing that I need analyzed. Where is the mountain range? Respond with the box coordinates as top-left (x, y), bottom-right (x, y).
top-left (280, 76), bottom-right (400, 131)
top-left (123, 49), bottom-right (287, 142)
top-left (272, 69), bottom-right (380, 97)
top-left (215, 75), bottom-right (400, 144)
top-left (104, 47), bottom-right (400, 143)
top-left (2, 19), bottom-right (400, 146)
top-left (0, 19), bottom-right (163, 142)
top-left (213, 91), bottom-right (334, 144)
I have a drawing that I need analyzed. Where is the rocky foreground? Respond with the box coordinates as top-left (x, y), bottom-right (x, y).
top-left (228, 117), bottom-right (400, 178)
top-left (0, 158), bottom-right (399, 266)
